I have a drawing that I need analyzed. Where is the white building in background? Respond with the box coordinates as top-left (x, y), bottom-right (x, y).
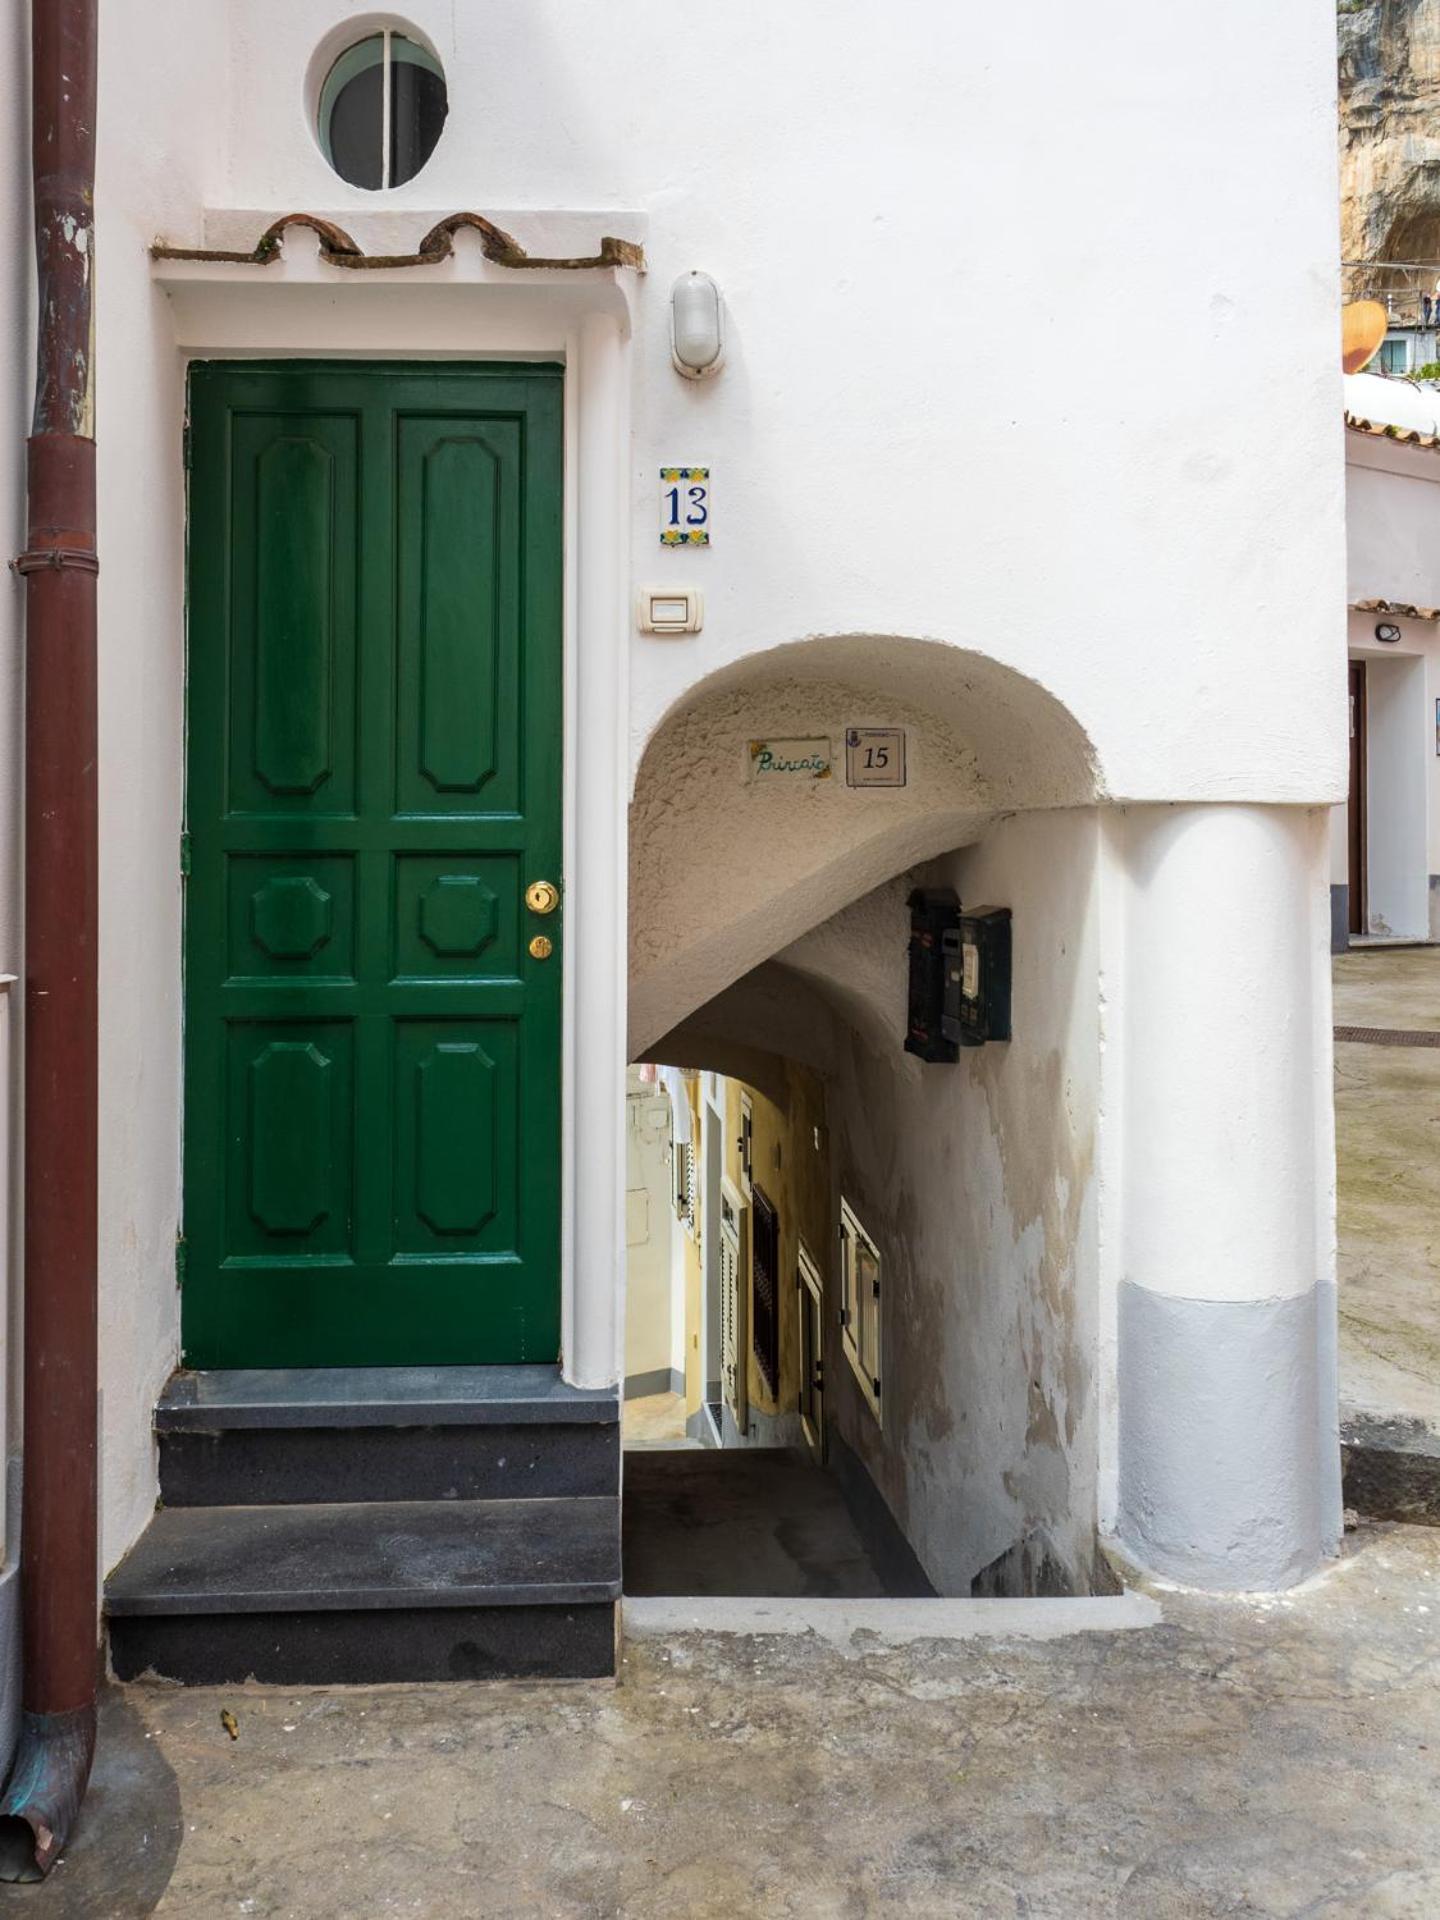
top-left (1337, 371), bottom-right (1440, 947)
top-left (0, 0), bottom-right (1349, 1713)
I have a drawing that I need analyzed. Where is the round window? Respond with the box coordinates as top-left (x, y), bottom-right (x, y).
top-left (318, 30), bottom-right (447, 190)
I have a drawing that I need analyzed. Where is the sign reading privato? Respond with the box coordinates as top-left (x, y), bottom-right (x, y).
top-left (747, 738), bottom-right (832, 781)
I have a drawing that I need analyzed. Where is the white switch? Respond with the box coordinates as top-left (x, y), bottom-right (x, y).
top-left (638, 586), bottom-right (703, 634)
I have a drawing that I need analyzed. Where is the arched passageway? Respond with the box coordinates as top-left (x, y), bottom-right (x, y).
top-left (626, 639), bottom-right (1107, 1598)
top-left (626, 637), bottom-right (1338, 1600)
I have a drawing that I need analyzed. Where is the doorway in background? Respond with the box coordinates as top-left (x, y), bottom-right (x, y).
top-left (1349, 658), bottom-right (1367, 938)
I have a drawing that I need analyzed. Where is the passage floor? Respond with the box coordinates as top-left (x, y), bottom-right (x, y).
top-left (36, 1521), bottom-right (1440, 1916)
top-left (621, 1446), bottom-right (920, 1599)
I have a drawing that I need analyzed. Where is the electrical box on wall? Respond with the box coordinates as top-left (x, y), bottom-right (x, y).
top-left (904, 889), bottom-right (960, 1063)
top-left (638, 586), bottom-right (704, 634)
top-left (942, 907), bottom-right (1012, 1048)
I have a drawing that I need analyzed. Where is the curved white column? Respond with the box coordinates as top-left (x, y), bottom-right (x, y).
top-left (1114, 804), bottom-right (1339, 1589)
top-left (564, 312), bottom-right (629, 1389)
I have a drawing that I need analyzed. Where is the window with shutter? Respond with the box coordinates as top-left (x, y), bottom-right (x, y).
top-left (839, 1199), bottom-right (882, 1424)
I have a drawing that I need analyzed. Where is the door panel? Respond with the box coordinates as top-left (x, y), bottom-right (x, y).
top-left (397, 419), bottom-right (520, 814)
top-left (225, 1021), bottom-right (355, 1258)
top-left (184, 364), bottom-right (563, 1367)
top-left (227, 415), bottom-right (359, 815)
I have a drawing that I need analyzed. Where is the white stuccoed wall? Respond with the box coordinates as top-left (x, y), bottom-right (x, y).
top-left (95, 0), bottom-right (229, 1574)
top-left (209, 0), bottom-right (1349, 800)
top-left (1342, 399), bottom-right (1440, 935)
top-left (623, 1072), bottom-right (674, 1391)
top-left (74, 0), bottom-right (1347, 1575)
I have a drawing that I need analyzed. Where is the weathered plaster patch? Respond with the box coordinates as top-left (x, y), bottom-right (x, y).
top-left (757, 810), bottom-right (1103, 1596)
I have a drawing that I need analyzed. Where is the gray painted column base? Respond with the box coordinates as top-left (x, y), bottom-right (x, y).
top-left (1330, 885), bottom-right (1349, 955)
top-left (1117, 1281), bottom-right (1330, 1591)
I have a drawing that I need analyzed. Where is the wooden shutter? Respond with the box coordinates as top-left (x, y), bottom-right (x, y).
top-left (751, 1184), bottom-right (780, 1396)
top-left (719, 1178), bottom-right (748, 1427)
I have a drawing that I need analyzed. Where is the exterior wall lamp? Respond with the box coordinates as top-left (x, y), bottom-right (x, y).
top-left (670, 271), bottom-right (724, 378)
top-left (1375, 622), bottom-right (1403, 643)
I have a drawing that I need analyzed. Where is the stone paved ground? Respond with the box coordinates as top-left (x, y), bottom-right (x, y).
top-left (1334, 948), bottom-right (1440, 1432)
top-left (24, 1522), bottom-right (1440, 1919)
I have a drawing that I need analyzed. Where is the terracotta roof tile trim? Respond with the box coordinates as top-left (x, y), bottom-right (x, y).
top-left (1351, 597), bottom-right (1440, 623)
top-left (151, 211), bottom-right (644, 273)
top-left (1346, 412), bottom-right (1440, 454)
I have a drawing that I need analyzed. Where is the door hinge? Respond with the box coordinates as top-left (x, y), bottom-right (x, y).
top-left (179, 831), bottom-right (191, 878)
top-left (838, 1307), bottom-right (850, 1328)
top-left (872, 1376), bottom-right (882, 1399)
top-left (182, 415), bottom-right (192, 473)
top-left (174, 1234), bottom-right (187, 1289)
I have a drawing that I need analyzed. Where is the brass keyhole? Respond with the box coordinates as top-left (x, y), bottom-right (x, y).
top-left (529, 934), bottom-right (554, 961)
top-left (526, 880), bottom-right (560, 916)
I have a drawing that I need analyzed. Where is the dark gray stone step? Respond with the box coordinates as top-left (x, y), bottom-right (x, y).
top-left (108, 1602), bottom-right (616, 1685)
top-left (157, 1364), bottom-right (618, 1428)
top-left (106, 1496), bottom-right (620, 1615)
top-left (1342, 1409), bottom-right (1440, 1525)
top-left (105, 1496), bottom-right (620, 1683)
top-left (155, 1366), bottom-right (620, 1507)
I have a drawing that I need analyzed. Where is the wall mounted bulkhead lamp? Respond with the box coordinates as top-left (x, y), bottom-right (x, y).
top-left (670, 271), bottom-right (725, 378)
top-left (1375, 622), bottom-right (1403, 643)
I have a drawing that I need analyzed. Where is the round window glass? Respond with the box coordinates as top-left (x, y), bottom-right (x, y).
top-left (318, 31), bottom-right (447, 190)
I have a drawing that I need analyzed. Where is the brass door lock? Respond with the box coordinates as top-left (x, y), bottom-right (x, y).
top-left (526, 880), bottom-right (560, 916)
top-left (529, 934), bottom-right (554, 961)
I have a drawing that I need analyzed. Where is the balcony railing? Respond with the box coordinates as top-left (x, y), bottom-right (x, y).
top-left (1343, 261), bottom-right (1440, 331)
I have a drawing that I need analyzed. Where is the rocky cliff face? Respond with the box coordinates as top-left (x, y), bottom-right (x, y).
top-left (1341, 0), bottom-right (1440, 263)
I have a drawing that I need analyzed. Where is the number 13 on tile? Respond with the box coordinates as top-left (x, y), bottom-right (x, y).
top-left (660, 467), bottom-right (711, 546)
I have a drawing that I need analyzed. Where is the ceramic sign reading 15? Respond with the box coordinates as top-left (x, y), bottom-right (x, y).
top-left (660, 467), bottom-right (711, 546)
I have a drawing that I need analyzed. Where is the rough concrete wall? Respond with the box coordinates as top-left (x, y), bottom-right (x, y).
top-left (783, 811), bottom-right (1102, 1596)
top-left (1340, 0), bottom-right (1440, 261)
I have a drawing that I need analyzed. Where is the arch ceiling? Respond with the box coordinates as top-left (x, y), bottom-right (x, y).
top-left (629, 635), bottom-right (1098, 1057)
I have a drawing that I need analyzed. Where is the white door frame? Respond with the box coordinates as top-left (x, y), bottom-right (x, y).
top-left (152, 253), bottom-right (638, 1390)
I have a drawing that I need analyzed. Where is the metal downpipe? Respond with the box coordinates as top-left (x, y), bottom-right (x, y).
top-left (0, 0), bottom-right (100, 1881)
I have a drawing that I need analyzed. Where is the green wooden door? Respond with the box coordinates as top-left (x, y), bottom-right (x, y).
top-left (183, 363), bottom-right (564, 1367)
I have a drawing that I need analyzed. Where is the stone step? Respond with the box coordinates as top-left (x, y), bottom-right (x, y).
top-left (1342, 1409), bottom-right (1440, 1526)
top-left (156, 1365), bottom-right (620, 1507)
top-left (105, 1495), bottom-right (620, 1684)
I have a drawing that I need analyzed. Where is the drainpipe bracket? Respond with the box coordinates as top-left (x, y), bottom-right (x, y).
top-left (11, 549), bottom-right (99, 576)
